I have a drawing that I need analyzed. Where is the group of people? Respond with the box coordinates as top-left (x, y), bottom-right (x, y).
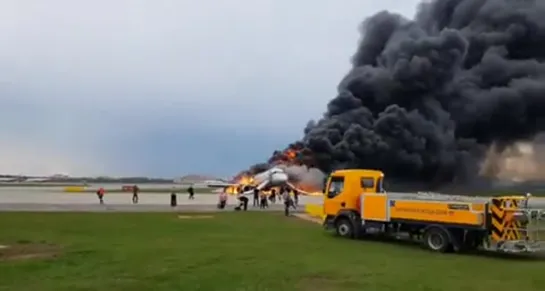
top-left (95, 185), bottom-right (141, 204)
top-left (222, 186), bottom-right (298, 216)
top-left (95, 184), bottom-right (197, 205)
top-left (252, 187), bottom-right (298, 210)
top-left (94, 182), bottom-right (301, 217)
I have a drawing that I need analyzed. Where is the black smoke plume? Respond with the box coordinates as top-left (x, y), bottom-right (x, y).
top-left (281, 0), bottom-right (545, 188)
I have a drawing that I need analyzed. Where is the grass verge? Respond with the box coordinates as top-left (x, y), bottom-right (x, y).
top-left (0, 212), bottom-right (544, 291)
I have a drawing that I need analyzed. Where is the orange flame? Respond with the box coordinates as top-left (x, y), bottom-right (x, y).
top-left (296, 182), bottom-right (321, 193)
top-left (225, 143), bottom-right (323, 196)
top-left (268, 142), bottom-right (312, 167)
top-left (223, 175), bottom-right (255, 195)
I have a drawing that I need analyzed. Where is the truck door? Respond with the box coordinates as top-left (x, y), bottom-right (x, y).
top-left (323, 176), bottom-right (346, 216)
top-left (360, 176), bottom-right (388, 222)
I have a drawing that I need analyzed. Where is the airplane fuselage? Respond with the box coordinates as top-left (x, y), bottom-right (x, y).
top-left (205, 167), bottom-right (289, 191)
top-left (252, 167), bottom-right (288, 188)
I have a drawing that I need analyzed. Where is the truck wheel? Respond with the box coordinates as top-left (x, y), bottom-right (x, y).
top-left (423, 227), bottom-right (451, 253)
top-left (335, 218), bottom-right (354, 239)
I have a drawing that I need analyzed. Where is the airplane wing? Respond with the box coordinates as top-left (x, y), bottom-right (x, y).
top-left (286, 182), bottom-right (323, 196)
top-left (236, 182), bottom-right (322, 197)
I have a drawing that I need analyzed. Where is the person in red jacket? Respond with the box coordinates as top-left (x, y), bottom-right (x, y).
top-left (97, 187), bottom-right (105, 204)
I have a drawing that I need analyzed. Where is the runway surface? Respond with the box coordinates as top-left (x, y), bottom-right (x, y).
top-left (2, 188), bottom-right (545, 212)
top-left (0, 190), bottom-right (324, 212)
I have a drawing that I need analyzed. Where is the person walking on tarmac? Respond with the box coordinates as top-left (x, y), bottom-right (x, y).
top-left (97, 187), bottom-right (105, 205)
top-left (283, 190), bottom-right (293, 216)
top-left (217, 191), bottom-right (228, 209)
top-left (132, 184), bottom-right (139, 204)
top-left (260, 191), bottom-right (268, 209)
top-left (293, 189), bottom-right (299, 207)
top-left (170, 187), bottom-right (178, 207)
top-left (236, 193), bottom-right (249, 211)
top-left (269, 189), bottom-right (276, 204)
top-left (253, 188), bottom-right (259, 207)
top-left (278, 186), bottom-right (285, 202)
top-left (187, 185), bottom-right (195, 200)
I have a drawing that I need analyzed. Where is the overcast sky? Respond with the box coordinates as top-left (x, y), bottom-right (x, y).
top-left (1, 0), bottom-right (419, 178)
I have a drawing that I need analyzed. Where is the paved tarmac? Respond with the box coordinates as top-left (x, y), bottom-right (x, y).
top-left (2, 188), bottom-right (545, 213)
top-left (0, 190), bottom-right (324, 212)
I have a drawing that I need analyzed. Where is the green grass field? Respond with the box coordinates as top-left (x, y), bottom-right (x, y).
top-left (1, 212), bottom-right (544, 291)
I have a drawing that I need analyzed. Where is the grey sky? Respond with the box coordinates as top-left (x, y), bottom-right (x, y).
top-left (1, 0), bottom-right (419, 177)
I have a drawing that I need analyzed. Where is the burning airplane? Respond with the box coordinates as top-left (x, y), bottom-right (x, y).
top-left (206, 166), bottom-right (322, 196)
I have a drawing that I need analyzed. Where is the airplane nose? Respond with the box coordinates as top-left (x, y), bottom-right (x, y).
top-left (271, 173), bottom-right (288, 184)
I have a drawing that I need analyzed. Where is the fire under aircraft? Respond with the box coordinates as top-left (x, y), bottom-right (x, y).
top-left (205, 167), bottom-right (320, 196)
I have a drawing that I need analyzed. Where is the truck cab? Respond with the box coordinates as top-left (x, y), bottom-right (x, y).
top-left (322, 169), bottom-right (384, 233)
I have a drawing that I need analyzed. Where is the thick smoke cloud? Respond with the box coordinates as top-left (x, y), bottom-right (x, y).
top-left (293, 0), bottom-right (545, 187)
top-left (277, 164), bottom-right (326, 190)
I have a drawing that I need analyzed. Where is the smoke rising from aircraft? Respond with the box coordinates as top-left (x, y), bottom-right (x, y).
top-left (260, 0), bottom-right (545, 188)
top-left (480, 134), bottom-right (545, 182)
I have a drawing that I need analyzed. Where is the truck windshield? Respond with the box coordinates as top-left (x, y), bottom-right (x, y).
top-left (327, 177), bottom-right (344, 198)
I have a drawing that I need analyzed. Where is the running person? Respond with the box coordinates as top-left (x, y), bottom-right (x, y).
top-left (187, 185), bottom-right (195, 200)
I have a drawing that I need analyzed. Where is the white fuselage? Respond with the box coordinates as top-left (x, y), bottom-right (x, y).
top-left (205, 167), bottom-right (290, 194)
top-left (253, 167), bottom-right (289, 188)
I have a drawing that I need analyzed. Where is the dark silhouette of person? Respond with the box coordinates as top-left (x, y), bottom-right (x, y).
top-left (279, 186), bottom-right (285, 202)
top-left (253, 188), bottom-right (259, 206)
top-left (170, 189), bottom-right (177, 207)
top-left (187, 185), bottom-right (195, 200)
top-left (238, 194), bottom-right (249, 211)
top-left (269, 189), bottom-right (276, 204)
top-left (260, 191), bottom-right (268, 209)
top-left (132, 184), bottom-right (139, 204)
top-left (283, 190), bottom-right (294, 216)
